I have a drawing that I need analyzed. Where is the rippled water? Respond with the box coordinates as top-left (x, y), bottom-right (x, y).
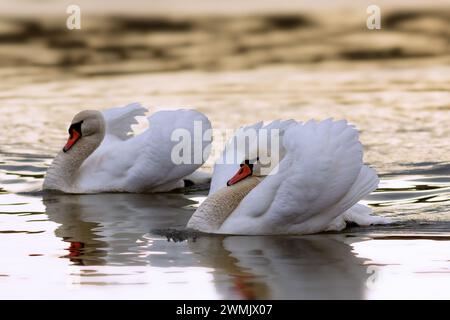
top-left (1, 5), bottom-right (450, 299)
top-left (1, 63), bottom-right (449, 299)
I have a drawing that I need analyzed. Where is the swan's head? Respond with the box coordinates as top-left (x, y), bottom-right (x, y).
top-left (226, 158), bottom-right (263, 186)
top-left (63, 110), bottom-right (105, 153)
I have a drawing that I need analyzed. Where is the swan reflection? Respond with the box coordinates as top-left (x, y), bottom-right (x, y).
top-left (43, 192), bottom-right (196, 266)
top-left (44, 192), bottom-right (369, 298)
top-left (189, 235), bottom-right (369, 299)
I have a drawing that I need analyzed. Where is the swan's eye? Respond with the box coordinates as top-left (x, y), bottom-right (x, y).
top-left (242, 159), bottom-right (256, 171)
top-left (63, 121), bottom-right (83, 153)
top-left (68, 121), bottom-right (83, 136)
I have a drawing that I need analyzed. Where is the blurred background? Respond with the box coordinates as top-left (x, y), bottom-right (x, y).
top-left (0, 0), bottom-right (449, 75)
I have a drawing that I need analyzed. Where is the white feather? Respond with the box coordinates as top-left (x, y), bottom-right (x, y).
top-left (76, 104), bottom-right (211, 193)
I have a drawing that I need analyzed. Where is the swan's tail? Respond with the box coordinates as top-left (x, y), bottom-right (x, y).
top-left (337, 165), bottom-right (379, 212)
top-left (326, 165), bottom-right (391, 231)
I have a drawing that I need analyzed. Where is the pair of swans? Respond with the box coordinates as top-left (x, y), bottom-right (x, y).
top-left (43, 103), bottom-right (389, 235)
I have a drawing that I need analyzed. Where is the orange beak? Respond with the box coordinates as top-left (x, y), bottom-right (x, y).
top-left (63, 129), bottom-right (81, 153)
top-left (227, 164), bottom-right (253, 186)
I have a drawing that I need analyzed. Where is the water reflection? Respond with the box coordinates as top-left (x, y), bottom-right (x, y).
top-left (43, 192), bottom-right (370, 299)
top-left (43, 192), bottom-right (196, 266)
top-left (190, 235), bottom-right (369, 299)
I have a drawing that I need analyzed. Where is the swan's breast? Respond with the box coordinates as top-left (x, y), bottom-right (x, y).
top-left (187, 177), bottom-right (261, 233)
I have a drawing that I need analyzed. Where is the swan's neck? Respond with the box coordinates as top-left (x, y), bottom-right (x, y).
top-left (43, 134), bottom-right (103, 193)
top-left (187, 176), bottom-right (262, 233)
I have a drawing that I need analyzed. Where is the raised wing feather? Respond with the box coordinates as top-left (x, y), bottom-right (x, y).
top-left (102, 102), bottom-right (148, 140)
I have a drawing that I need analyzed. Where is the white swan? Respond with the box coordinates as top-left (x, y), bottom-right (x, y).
top-left (43, 103), bottom-right (211, 193)
top-left (187, 119), bottom-right (390, 235)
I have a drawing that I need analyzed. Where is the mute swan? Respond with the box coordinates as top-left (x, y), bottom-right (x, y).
top-left (187, 119), bottom-right (390, 235)
top-left (43, 103), bottom-right (211, 193)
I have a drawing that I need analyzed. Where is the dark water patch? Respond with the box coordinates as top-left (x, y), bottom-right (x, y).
top-left (70, 272), bottom-right (130, 277)
top-left (369, 192), bottom-right (450, 206)
top-left (0, 212), bottom-right (45, 216)
top-left (151, 228), bottom-right (202, 242)
top-left (0, 230), bottom-right (44, 234)
top-left (47, 37), bottom-right (88, 49)
top-left (26, 219), bottom-right (49, 222)
top-left (180, 182), bottom-right (210, 194)
top-left (369, 172), bottom-right (450, 206)
top-left (263, 14), bottom-right (314, 30)
top-left (14, 19), bottom-right (46, 38)
top-left (0, 18), bottom-right (66, 43)
top-left (372, 235), bottom-right (450, 241)
top-left (0, 32), bottom-right (28, 43)
top-left (344, 220), bottom-right (450, 235)
top-left (233, 42), bottom-right (278, 55)
top-left (7, 157), bottom-right (46, 164)
top-left (151, 47), bottom-right (171, 59)
top-left (385, 162), bottom-right (450, 177)
top-left (4, 172), bottom-right (45, 179)
top-left (94, 44), bottom-right (160, 60)
top-left (112, 16), bottom-right (194, 32)
top-left (0, 164), bottom-right (46, 172)
top-left (78, 64), bottom-right (189, 77)
top-left (376, 185), bottom-right (442, 192)
top-left (384, 10), bottom-right (450, 28)
top-left (94, 45), bottom-right (130, 60)
top-left (55, 54), bottom-right (91, 68)
top-left (0, 152), bottom-right (52, 160)
top-left (2, 179), bottom-right (27, 184)
top-left (385, 11), bottom-right (427, 28)
top-left (0, 202), bottom-right (28, 206)
top-left (70, 281), bottom-right (147, 286)
top-left (0, 19), bottom-right (43, 43)
top-left (339, 47), bottom-right (432, 60)
top-left (413, 177), bottom-right (450, 184)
